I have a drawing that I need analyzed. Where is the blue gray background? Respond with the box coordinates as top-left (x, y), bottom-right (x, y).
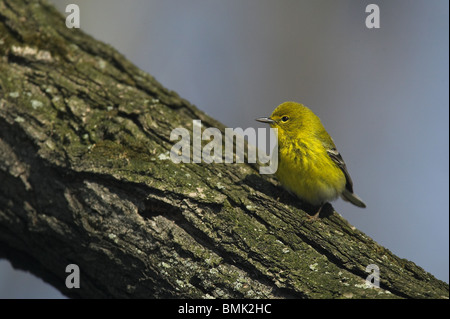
top-left (0, 0), bottom-right (448, 298)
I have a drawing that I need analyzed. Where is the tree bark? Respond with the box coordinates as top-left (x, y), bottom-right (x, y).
top-left (0, 0), bottom-right (447, 299)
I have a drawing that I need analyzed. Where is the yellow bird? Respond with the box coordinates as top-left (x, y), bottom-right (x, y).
top-left (256, 101), bottom-right (366, 218)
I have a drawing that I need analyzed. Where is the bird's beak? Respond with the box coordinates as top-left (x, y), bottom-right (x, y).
top-left (255, 117), bottom-right (275, 124)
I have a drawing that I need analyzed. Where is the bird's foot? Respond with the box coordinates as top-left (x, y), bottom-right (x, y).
top-left (306, 205), bottom-right (323, 222)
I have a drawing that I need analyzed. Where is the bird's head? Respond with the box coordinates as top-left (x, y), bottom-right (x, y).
top-left (256, 101), bottom-right (322, 138)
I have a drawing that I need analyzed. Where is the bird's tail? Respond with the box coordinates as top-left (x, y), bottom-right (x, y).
top-left (341, 190), bottom-right (366, 208)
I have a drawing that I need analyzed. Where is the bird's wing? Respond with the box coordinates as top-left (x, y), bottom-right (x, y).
top-left (326, 143), bottom-right (366, 208)
top-left (326, 148), bottom-right (354, 193)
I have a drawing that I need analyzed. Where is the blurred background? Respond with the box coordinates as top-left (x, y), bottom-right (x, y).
top-left (0, 0), bottom-right (448, 298)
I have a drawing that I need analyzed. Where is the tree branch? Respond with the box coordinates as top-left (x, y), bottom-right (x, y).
top-left (0, 0), bottom-right (447, 298)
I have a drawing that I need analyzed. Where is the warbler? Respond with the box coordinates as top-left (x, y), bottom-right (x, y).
top-left (256, 101), bottom-right (366, 218)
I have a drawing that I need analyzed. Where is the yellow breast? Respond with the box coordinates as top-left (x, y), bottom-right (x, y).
top-left (275, 136), bottom-right (346, 206)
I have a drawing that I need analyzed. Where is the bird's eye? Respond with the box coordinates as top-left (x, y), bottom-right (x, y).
top-left (281, 116), bottom-right (289, 122)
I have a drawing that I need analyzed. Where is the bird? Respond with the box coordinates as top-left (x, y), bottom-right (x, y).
top-left (256, 101), bottom-right (366, 219)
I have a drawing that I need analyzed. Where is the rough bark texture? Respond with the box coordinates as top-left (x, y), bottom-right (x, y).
top-left (0, 0), bottom-right (448, 299)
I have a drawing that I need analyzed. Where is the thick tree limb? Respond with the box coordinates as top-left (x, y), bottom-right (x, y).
top-left (0, 0), bottom-right (448, 299)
